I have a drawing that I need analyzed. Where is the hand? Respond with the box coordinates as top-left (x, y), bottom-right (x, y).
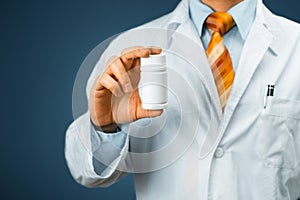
top-left (89, 46), bottom-right (163, 130)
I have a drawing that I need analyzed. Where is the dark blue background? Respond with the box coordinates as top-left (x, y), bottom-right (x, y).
top-left (1, 0), bottom-right (299, 199)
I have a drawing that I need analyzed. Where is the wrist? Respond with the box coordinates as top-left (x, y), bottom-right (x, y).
top-left (90, 119), bottom-right (120, 133)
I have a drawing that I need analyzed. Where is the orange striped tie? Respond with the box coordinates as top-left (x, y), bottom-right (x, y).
top-left (205, 12), bottom-right (235, 111)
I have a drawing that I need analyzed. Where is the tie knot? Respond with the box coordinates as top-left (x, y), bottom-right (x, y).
top-left (205, 12), bottom-right (235, 36)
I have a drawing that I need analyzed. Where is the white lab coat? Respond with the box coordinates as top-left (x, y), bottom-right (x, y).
top-left (65, 0), bottom-right (300, 199)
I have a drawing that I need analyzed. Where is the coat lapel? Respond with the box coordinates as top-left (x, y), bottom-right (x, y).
top-left (166, 0), bottom-right (223, 120)
top-left (164, 0), bottom-right (278, 152)
top-left (221, 1), bottom-right (275, 132)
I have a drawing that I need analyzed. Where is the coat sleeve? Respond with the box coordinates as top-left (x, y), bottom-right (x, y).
top-left (64, 31), bottom-right (133, 188)
top-left (64, 112), bottom-right (130, 188)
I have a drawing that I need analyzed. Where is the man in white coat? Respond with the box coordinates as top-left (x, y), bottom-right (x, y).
top-left (65, 0), bottom-right (300, 199)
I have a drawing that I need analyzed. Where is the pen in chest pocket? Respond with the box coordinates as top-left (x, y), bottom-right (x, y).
top-left (263, 85), bottom-right (275, 109)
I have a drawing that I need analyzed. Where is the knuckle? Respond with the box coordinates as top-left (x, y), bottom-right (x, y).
top-left (105, 81), bottom-right (117, 93)
top-left (111, 58), bottom-right (123, 70)
top-left (109, 84), bottom-right (117, 92)
top-left (98, 76), bottom-right (107, 87)
top-left (106, 55), bottom-right (118, 66)
top-left (120, 52), bottom-right (131, 60)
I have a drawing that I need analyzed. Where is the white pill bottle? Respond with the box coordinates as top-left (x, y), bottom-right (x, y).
top-left (139, 54), bottom-right (168, 110)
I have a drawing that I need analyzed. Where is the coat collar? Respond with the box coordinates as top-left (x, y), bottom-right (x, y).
top-left (189, 0), bottom-right (257, 40)
top-left (167, 0), bottom-right (279, 47)
top-left (168, 0), bottom-right (190, 25)
top-left (258, 2), bottom-right (280, 56)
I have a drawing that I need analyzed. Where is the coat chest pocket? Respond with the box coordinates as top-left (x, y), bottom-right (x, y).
top-left (255, 97), bottom-right (300, 169)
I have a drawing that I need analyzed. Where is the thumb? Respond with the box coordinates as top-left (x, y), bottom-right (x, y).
top-left (136, 108), bottom-right (163, 119)
top-left (130, 90), bottom-right (164, 120)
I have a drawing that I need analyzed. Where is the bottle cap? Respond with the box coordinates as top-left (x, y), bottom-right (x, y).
top-left (141, 54), bottom-right (166, 66)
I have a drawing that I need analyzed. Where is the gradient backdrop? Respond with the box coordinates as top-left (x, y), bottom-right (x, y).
top-left (1, 0), bottom-right (300, 199)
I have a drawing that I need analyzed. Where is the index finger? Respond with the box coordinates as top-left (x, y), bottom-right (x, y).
top-left (120, 46), bottom-right (162, 60)
top-left (147, 46), bottom-right (163, 55)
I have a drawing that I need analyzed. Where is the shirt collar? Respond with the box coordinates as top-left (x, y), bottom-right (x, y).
top-left (189, 0), bottom-right (257, 40)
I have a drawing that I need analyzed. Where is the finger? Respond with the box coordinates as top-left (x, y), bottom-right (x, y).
top-left (99, 74), bottom-right (123, 97)
top-left (121, 46), bottom-right (162, 55)
top-left (120, 48), bottom-right (151, 68)
top-left (121, 46), bottom-right (144, 55)
top-left (92, 56), bottom-right (119, 92)
top-left (121, 48), bottom-right (150, 60)
top-left (127, 66), bottom-right (140, 89)
top-left (124, 46), bottom-right (163, 68)
top-left (121, 46), bottom-right (163, 60)
top-left (110, 57), bottom-right (134, 93)
top-left (120, 46), bottom-right (163, 69)
top-left (147, 46), bottom-right (162, 55)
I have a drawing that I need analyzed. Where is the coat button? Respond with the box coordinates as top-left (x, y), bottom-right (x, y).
top-left (214, 147), bottom-right (224, 158)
